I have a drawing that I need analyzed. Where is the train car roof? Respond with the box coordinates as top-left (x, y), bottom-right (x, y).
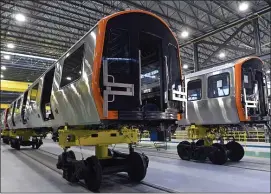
top-left (185, 61), bottom-right (236, 79)
top-left (185, 56), bottom-right (262, 79)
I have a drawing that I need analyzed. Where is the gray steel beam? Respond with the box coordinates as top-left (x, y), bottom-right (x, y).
top-left (180, 6), bottom-right (271, 47)
top-left (193, 43), bottom-right (199, 72)
top-left (253, 18), bottom-right (262, 55)
top-left (201, 22), bottom-right (249, 67)
top-left (198, 40), bottom-right (252, 53)
top-left (202, 53), bottom-right (271, 69)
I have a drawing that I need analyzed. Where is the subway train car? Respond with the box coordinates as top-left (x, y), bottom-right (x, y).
top-left (3, 10), bottom-right (185, 191)
top-left (177, 56), bottom-right (270, 165)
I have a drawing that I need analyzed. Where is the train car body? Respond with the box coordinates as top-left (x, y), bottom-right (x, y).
top-left (5, 10), bottom-right (185, 133)
top-left (2, 10), bottom-right (185, 191)
top-left (179, 56), bottom-right (269, 126)
top-left (177, 56), bottom-right (270, 165)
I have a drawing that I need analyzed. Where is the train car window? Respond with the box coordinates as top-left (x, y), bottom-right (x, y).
top-left (60, 44), bottom-right (85, 88)
top-left (208, 73), bottom-right (230, 98)
top-left (187, 79), bottom-right (202, 101)
top-left (30, 83), bottom-right (39, 104)
top-left (9, 103), bottom-right (14, 116)
top-left (15, 98), bottom-right (22, 113)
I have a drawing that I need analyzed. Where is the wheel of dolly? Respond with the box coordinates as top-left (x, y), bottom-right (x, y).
top-left (177, 141), bottom-right (191, 160)
top-left (14, 140), bottom-right (20, 150)
top-left (84, 156), bottom-right (102, 191)
top-left (226, 141), bottom-right (244, 162)
top-left (63, 151), bottom-right (78, 183)
top-left (209, 143), bottom-right (227, 165)
top-left (127, 152), bottom-right (147, 182)
top-left (10, 140), bottom-right (15, 148)
top-left (196, 139), bottom-right (204, 146)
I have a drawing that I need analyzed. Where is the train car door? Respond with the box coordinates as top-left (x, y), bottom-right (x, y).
top-left (139, 31), bottom-right (164, 111)
top-left (101, 29), bottom-right (141, 117)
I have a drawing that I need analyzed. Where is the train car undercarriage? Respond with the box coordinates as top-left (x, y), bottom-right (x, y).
top-left (5, 129), bottom-right (43, 150)
top-left (56, 126), bottom-right (149, 191)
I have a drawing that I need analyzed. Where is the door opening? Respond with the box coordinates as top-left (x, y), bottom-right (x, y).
top-left (139, 32), bottom-right (164, 112)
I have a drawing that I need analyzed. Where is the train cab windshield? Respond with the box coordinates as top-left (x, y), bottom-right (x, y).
top-left (100, 12), bottom-right (184, 124)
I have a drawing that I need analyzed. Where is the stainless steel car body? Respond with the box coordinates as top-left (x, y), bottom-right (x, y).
top-left (179, 62), bottom-right (240, 126)
top-left (6, 27), bottom-right (99, 130)
top-left (5, 11), bottom-right (185, 131)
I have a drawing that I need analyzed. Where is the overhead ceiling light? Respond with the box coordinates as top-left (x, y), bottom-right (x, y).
top-left (1, 74), bottom-right (4, 78)
top-left (239, 2), bottom-right (249, 12)
top-left (7, 43), bottom-right (15, 49)
top-left (15, 13), bottom-right (26, 22)
top-left (66, 77), bottom-right (72, 80)
top-left (218, 52), bottom-right (226, 58)
top-left (267, 70), bottom-right (270, 74)
top-left (1, 66), bottom-right (7, 70)
top-left (181, 31), bottom-right (189, 38)
top-left (183, 64), bottom-right (188, 69)
top-left (3, 55), bottom-right (11, 60)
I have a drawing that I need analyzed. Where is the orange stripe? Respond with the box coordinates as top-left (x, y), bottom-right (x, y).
top-left (234, 56), bottom-right (263, 122)
top-left (91, 10), bottom-right (182, 120)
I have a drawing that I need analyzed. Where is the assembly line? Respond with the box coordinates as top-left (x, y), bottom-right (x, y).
top-left (1, 3), bottom-right (271, 194)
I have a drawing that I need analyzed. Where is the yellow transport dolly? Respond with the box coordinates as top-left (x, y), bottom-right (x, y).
top-left (56, 126), bottom-right (149, 191)
top-left (1, 129), bottom-right (10, 144)
top-left (177, 125), bottom-right (244, 165)
top-left (9, 129), bottom-right (43, 150)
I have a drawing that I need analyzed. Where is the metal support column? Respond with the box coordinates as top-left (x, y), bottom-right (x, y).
top-left (253, 18), bottom-right (262, 55)
top-left (193, 43), bottom-right (199, 72)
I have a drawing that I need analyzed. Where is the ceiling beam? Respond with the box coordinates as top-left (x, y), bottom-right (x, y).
top-left (180, 6), bottom-right (271, 47)
top-left (201, 22), bottom-right (249, 66)
top-left (198, 40), bottom-right (252, 53)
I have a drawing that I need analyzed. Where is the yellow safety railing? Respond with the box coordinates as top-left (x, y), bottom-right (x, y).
top-left (139, 130), bottom-right (267, 142)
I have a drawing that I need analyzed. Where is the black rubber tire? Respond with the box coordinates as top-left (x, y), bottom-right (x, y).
top-left (56, 154), bottom-right (63, 169)
top-left (35, 141), bottom-right (43, 149)
top-left (177, 141), bottom-right (191, 160)
top-left (15, 140), bottom-right (20, 150)
top-left (209, 143), bottom-right (227, 165)
top-left (63, 150), bottom-right (78, 183)
top-left (127, 152), bottom-right (147, 182)
top-left (3, 138), bottom-right (9, 144)
top-left (196, 139), bottom-right (204, 146)
top-left (226, 141), bottom-right (244, 162)
top-left (194, 147), bottom-right (207, 162)
top-left (10, 140), bottom-right (15, 148)
top-left (84, 156), bottom-right (102, 191)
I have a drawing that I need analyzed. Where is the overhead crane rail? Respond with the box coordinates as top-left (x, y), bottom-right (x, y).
top-left (0, 80), bottom-right (32, 92)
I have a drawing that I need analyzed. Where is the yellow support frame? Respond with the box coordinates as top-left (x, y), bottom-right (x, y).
top-left (58, 126), bottom-right (139, 159)
top-left (2, 129), bottom-right (10, 137)
top-left (9, 129), bottom-right (37, 140)
top-left (187, 125), bottom-right (219, 146)
top-left (58, 126), bottom-right (139, 148)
